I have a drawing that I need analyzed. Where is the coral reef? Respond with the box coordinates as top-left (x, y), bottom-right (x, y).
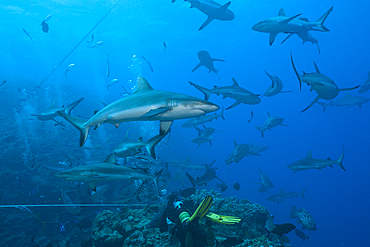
top-left (90, 189), bottom-right (285, 247)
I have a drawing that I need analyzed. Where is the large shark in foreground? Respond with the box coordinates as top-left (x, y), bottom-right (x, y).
top-left (291, 53), bottom-right (360, 112)
top-left (252, 7), bottom-right (333, 46)
top-left (184, 0), bottom-right (235, 30)
top-left (55, 154), bottom-right (162, 191)
top-left (287, 149), bottom-right (345, 173)
top-left (59, 77), bottom-right (218, 146)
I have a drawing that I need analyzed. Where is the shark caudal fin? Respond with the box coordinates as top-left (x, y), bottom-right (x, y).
top-left (58, 111), bottom-right (90, 146)
top-left (314, 6), bottom-right (333, 32)
top-left (64, 97), bottom-right (84, 115)
top-left (189, 81), bottom-right (211, 100)
top-left (290, 51), bottom-right (302, 91)
top-left (255, 126), bottom-right (265, 138)
top-left (300, 186), bottom-right (308, 199)
top-left (145, 133), bottom-right (167, 159)
top-left (316, 101), bottom-right (329, 112)
top-left (336, 147), bottom-right (346, 171)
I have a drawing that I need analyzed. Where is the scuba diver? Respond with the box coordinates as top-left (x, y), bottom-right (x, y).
top-left (148, 192), bottom-right (241, 246)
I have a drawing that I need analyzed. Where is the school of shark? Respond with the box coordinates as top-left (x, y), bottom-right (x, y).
top-left (1, 1), bottom-right (369, 247)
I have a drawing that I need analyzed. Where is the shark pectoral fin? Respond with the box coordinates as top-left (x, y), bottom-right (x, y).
top-left (89, 182), bottom-right (98, 191)
top-left (142, 107), bottom-right (171, 117)
top-left (160, 120), bottom-right (173, 135)
top-left (112, 123), bottom-right (120, 128)
top-left (301, 95), bottom-right (321, 113)
top-left (269, 33), bottom-right (278, 46)
top-left (226, 101), bottom-right (241, 110)
top-left (212, 58), bottom-right (226, 62)
top-left (281, 33), bottom-right (294, 44)
top-left (199, 16), bottom-right (214, 31)
top-left (192, 61), bottom-right (204, 72)
top-left (279, 13), bottom-right (302, 24)
top-left (338, 85), bottom-right (360, 92)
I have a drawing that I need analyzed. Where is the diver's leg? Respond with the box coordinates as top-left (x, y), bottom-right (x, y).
top-left (186, 232), bottom-right (194, 247)
top-left (206, 219), bottom-right (215, 246)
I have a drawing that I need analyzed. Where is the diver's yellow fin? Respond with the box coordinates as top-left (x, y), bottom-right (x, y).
top-left (206, 213), bottom-right (241, 225)
top-left (187, 196), bottom-right (213, 223)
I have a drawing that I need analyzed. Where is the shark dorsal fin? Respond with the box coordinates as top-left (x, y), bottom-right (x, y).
top-left (104, 153), bottom-right (116, 163)
top-left (278, 8), bottom-right (286, 16)
top-left (135, 77), bottom-right (154, 94)
top-left (267, 112), bottom-right (271, 117)
top-left (232, 78), bottom-right (239, 87)
top-left (233, 140), bottom-right (238, 147)
top-left (306, 150), bottom-right (313, 159)
top-left (219, 1), bottom-right (231, 11)
top-left (313, 62), bottom-right (320, 74)
top-left (51, 99), bottom-right (56, 107)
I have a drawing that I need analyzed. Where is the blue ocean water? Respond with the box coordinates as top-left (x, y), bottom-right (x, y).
top-left (1, 0), bottom-right (369, 246)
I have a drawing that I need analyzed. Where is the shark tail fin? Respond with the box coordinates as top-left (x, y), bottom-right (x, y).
top-left (300, 186), bottom-right (308, 199)
top-left (58, 111), bottom-right (90, 146)
top-left (255, 126), bottom-right (265, 138)
top-left (316, 101), bottom-right (328, 112)
top-left (186, 172), bottom-right (196, 188)
top-left (146, 134), bottom-right (167, 159)
top-left (64, 97), bottom-right (84, 115)
top-left (189, 81), bottom-right (211, 100)
top-left (290, 51), bottom-right (302, 91)
top-left (315, 6), bottom-right (333, 31)
top-left (336, 147), bottom-right (346, 171)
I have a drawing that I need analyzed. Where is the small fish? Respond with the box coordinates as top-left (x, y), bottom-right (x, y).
top-left (87, 34), bottom-right (94, 43)
top-left (290, 205), bottom-right (316, 231)
top-left (106, 79), bottom-right (119, 92)
top-left (41, 21), bottom-right (49, 33)
top-left (106, 53), bottom-right (110, 77)
top-left (248, 110), bottom-right (253, 122)
top-left (89, 41), bottom-right (103, 49)
top-left (65, 64), bottom-right (75, 77)
top-left (141, 56), bottom-right (154, 72)
top-left (0, 80), bottom-right (7, 87)
top-left (217, 183), bottom-right (228, 192)
top-left (163, 42), bottom-right (167, 50)
top-left (22, 28), bottom-right (33, 43)
top-left (233, 182), bottom-right (240, 191)
top-left (295, 229), bottom-right (309, 241)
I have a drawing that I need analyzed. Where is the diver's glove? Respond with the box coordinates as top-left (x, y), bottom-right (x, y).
top-left (205, 213), bottom-right (241, 225)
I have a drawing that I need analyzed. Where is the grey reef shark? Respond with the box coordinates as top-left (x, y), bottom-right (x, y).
top-left (287, 149), bottom-right (346, 173)
top-left (317, 92), bottom-right (370, 111)
top-left (192, 50), bottom-right (225, 79)
top-left (255, 112), bottom-right (288, 138)
top-left (58, 77), bottom-right (219, 146)
top-left (262, 70), bottom-right (292, 97)
top-left (189, 78), bottom-right (261, 110)
top-left (177, 0), bottom-right (235, 30)
top-left (252, 7), bottom-right (333, 47)
top-left (291, 52), bottom-right (360, 112)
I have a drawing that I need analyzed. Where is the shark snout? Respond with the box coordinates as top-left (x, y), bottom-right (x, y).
top-left (195, 102), bottom-right (219, 113)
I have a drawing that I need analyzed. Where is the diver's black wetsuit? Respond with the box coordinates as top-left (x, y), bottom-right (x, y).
top-left (148, 192), bottom-right (210, 247)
